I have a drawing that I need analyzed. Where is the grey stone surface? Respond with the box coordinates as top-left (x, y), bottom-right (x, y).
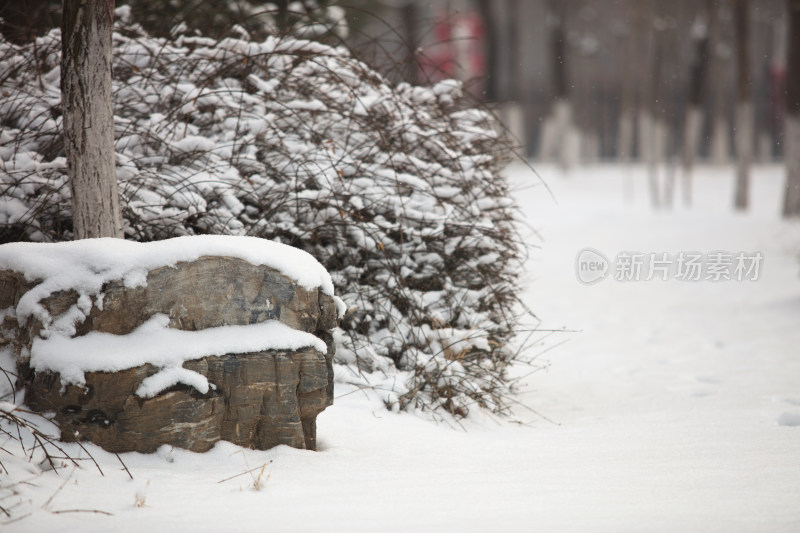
top-left (2, 256), bottom-right (337, 453)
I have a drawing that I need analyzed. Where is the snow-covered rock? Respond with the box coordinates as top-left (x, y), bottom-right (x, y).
top-left (0, 237), bottom-right (339, 453)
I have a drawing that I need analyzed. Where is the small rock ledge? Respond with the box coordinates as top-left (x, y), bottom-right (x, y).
top-left (0, 238), bottom-right (338, 453)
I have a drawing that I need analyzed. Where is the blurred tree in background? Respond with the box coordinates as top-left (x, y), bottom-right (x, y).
top-left (784, 0), bottom-right (800, 217)
top-left (1, 0), bottom-right (795, 211)
top-left (0, 0), bottom-right (348, 42)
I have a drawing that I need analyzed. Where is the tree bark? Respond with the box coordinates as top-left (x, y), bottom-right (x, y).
top-left (539, 0), bottom-right (577, 169)
top-left (506, 0), bottom-right (521, 103)
top-left (708, 0), bottom-right (730, 165)
top-left (401, 0), bottom-right (419, 85)
top-left (275, 0), bottom-right (290, 33)
top-left (618, 0), bottom-right (637, 176)
top-left (784, 0), bottom-right (800, 217)
top-left (549, 0), bottom-right (567, 102)
top-left (638, 0), bottom-right (661, 207)
top-left (61, 0), bottom-right (123, 239)
top-left (476, 0), bottom-right (497, 102)
top-left (734, 0), bottom-right (752, 210)
top-left (681, 1), bottom-right (713, 206)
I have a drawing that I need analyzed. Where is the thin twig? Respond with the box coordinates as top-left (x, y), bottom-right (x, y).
top-left (116, 453), bottom-right (133, 480)
top-left (41, 466), bottom-right (75, 510)
top-left (51, 509), bottom-right (114, 516)
top-left (217, 464), bottom-right (268, 484)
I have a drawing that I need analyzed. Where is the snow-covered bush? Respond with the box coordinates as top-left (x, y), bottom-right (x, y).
top-left (0, 12), bottom-right (527, 416)
top-left (0, 0), bottom-right (347, 44)
top-left (118, 0), bottom-right (349, 42)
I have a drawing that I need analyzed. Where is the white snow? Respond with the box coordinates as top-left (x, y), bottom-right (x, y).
top-left (2, 163), bottom-right (800, 532)
top-left (136, 366), bottom-right (212, 399)
top-left (31, 314), bottom-right (326, 392)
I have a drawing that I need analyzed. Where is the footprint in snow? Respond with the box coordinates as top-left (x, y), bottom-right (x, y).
top-left (777, 412), bottom-right (800, 427)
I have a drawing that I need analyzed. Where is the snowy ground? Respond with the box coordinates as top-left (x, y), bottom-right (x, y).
top-left (3, 163), bottom-right (800, 532)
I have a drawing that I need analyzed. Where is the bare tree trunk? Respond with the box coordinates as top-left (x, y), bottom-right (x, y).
top-left (734, 0), bottom-right (753, 210)
top-left (539, 0), bottom-right (577, 169)
top-left (784, 0), bottom-right (800, 217)
top-left (639, 0), bottom-right (661, 208)
top-left (618, 1), bottom-right (637, 200)
top-left (401, 0), bottom-right (419, 85)
top-left (549, 1), bottom-right (567, 105)
top-left (506, 0), bottom-right (521, 103)
top-left (681, 1), bottom-right (713, 206)
top-left (708, 0), bottom-right (730, 165)
top-left (476, 0), bottom-right (497, 102)
top-left (62, 0), bottom-right (123, 239)
top-left (495, 0), bottom-right (526, 151)
top-left (617, 0), bottom-right (635, 166)
top-left (275, 0), bottom-right (290, 34)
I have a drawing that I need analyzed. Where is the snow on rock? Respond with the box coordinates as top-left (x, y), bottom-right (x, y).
top-left (136, 365), bottom-right (211, 399)
top-left (0, 235), bottom-right (332, 300)
top-left (31, 313), bottom-right (327, 392)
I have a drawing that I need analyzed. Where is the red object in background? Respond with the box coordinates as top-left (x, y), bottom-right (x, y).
top-left (420, 9), bottom-right (485, 90)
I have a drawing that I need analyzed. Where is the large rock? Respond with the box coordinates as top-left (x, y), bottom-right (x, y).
top-left (22, 347), bottom-right (329, 453)
top-left (1, 254), bottom-right (338, 453)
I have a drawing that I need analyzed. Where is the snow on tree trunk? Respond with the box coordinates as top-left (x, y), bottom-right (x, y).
top-left (733, 0), bottom-right (752, 211)
top-left (784, 0), bottom-right (800, 217)
top-left (61, 0), bottom-right (123, 239)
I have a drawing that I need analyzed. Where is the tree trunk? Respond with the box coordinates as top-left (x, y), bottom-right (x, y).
top-left (62, 0), bottom-right (123, 239)
top-left (549, 1), bottom-right (567, 103)
top-left (275, 0), bottom-right (290, 33)
top-left (784, 0), bottom-right (800, 217)
top-left (708, 0), bottom-right (730, 165)
top-left (506, 0), bottom-right (521, 103)
top-left (476, 0), bottom-right (497, 102)
top-left (618, 0), bottom-right (637, 166)
top-left (734, 0), bottom-right (752, 210)
top-left (540, 0), bottom-right (577, 169)
top-left (639, 0), bottom-right (661, 208)
top-left (681, 1), bottom-right (713, 206)
top-left (401, 0), bottom-right (419, 85)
